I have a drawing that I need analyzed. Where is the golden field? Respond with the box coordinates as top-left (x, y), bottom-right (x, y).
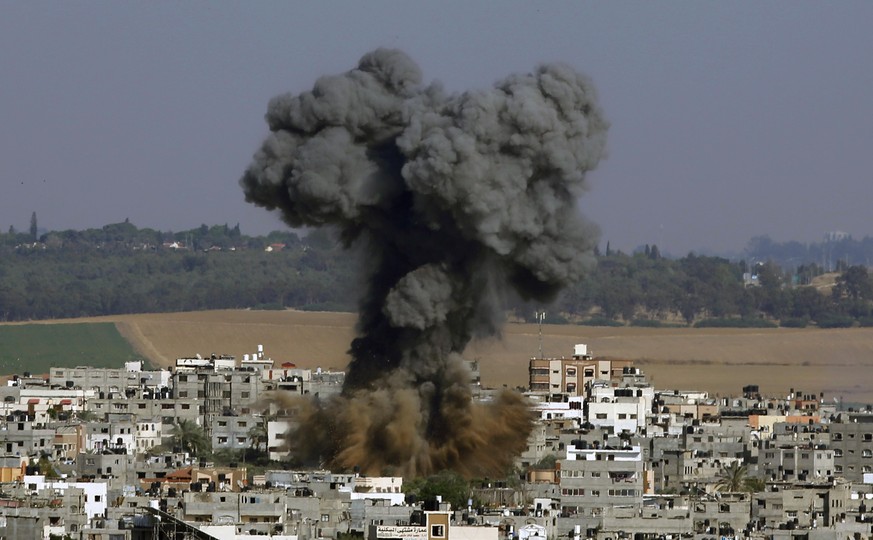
top-left (12, 310), bottom-right (873, 404)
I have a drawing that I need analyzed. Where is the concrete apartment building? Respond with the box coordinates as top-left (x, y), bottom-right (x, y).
top-left (656, 390), bottom-right (720, 422)
top-left (22, 474), bottom-right (109, 519)
top-left (771, 420), bottom-right (830, 445)
top-left (0, 415), bottom-right (55, 456)
top-left (0, 386), bottom-right (92, 425)
top-left (829, 411), bottom-right (873, 482)
top-left (346, 476), bottom-right (405, 505)
top-left (172, 357), bottom-right (265, 431)
top-left (0, 455), bottom-right (27, 482)
top-left (529, 344), bottom-right (631, 396)
top-left (368, 511), bottom-right (497, 540)
top-left (647, 424), bottom-right (748, 492)
top-left (53, 424), bottom-right (85, 459)
top-left (530, 395), bottom-right (585, 423)
top-left (650, 427), bottom-right (744, 492)
top-left (758, 440), bottom-right (835, 482)
top-left (516, 422), bottom-right (549, 471)
top-left (135, 417), bottom-right (163, 452)
top-left (262, 365), bottom-right (345, 399)
top-left (49, 361), bottom-right (170, 394)
top-left (681, 425), bottom-right (747, 462)
top-left (0, 483), bottom-right (92, 538)
top-left (83, 419), bottom-right (136, 454)
top-left (76, 452), bottom-right (136, 491)
top-left (586, 382), bottom-right (653, 435)
top-left (689, 496), bottom-right (753, 538)
top-left (557, 444), bottom-right (645, 519)
top-left (350, 498), bottom-right (415, 534)
top-left (267, 417), bottom-right (294, 460)
top-left (87, 394), bottom-right (202, 426)
top-left (592, 495), bottom-right (752, 540)
top-left (182, 490), bottom-right (287, 533)
top-left (211, 414), bottom-right (262, 452)
top-left (751, 483), bottom-right (852, 530)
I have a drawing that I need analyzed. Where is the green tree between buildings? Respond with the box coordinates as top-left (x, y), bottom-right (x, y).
top-left (248, 421), bottom-right (269, 453)
top-left (713, 462), bottom-right (763, 493)
top-left (36, 454), bottom-right (60, 479)
top-left (404, 470), bottom-right (472, 510)
top-left (171, 419), bottom-right (211, 457)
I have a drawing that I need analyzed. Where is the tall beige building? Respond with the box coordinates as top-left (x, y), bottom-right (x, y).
top-left (529, 344), bottom-right (631, 396)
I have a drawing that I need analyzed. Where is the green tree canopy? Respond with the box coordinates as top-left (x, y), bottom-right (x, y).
top-left (171, 419), bottom-right (211, 457)
top-left (714, 462), bottom-right (762, 493)
top-left (405, 470), bottom-right (472, 510)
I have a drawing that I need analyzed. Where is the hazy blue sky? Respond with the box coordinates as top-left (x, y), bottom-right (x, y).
top-left (2, 2), bottom-right (872, 255)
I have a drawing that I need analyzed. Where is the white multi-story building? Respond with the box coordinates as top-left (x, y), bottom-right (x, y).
top-left (84, 420), bottom-right (136, 454)
top-left (530, 395), bottom-right (585, 422)
top-left (267, 418), bottom-right (294, 461)
top-left (344, 476), bottom-right (405, 505)
top-left (135, 418), bottom-right (163, 453)
top-left (22, 475), bottom-right (108, 519)
top-left (586, 383), bottom-right (653, 435)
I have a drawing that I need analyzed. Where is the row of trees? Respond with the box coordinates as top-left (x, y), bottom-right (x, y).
top-left (0, 226), bottom-right (356, 321)
top-left (2, 217), bottom-right (302, 252)
top-left (745, 234), bottom-right (873, 272)
top-left (521, 251), bottom-right (873, 328)
top-left (5, 221), bottom-right (873, 326)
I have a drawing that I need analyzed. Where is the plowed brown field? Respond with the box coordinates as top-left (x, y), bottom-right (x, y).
top-left (14, 310), bottom-right (873, 404)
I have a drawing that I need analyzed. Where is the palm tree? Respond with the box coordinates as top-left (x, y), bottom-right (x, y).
top-left (171, 419), bottom-right (211, 457)
top-left (744, 477), bottom-right (766, 493)
top-left (714, 462), bottom-right (750, 492)
top-left (248, 421), bottom-right (268, 453)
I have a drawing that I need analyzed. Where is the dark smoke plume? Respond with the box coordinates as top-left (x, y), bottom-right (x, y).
top-left (241, 49), bottom-right (608, 477)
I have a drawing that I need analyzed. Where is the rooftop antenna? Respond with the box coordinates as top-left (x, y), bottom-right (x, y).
top-left (536, 311), bottom-right (546, 359)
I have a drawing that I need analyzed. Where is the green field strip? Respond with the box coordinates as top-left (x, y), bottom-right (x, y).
top-left (0, 323), bottom-right (144, 375)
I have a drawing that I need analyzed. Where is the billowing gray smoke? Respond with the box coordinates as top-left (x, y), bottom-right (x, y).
top-left (241, 49), bottom-right (608, 477)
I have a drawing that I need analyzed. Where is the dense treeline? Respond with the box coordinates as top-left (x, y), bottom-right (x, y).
top-left (4, 221), bottom-right (873, 327)
top-left (5, 218), bottom-right (297, 252)
top-left (746, 234), bottom-right (873, 272)
top-left (521, 249), bottom-right (873, 329)
top-left (0, 222), bottom-right (358, 320)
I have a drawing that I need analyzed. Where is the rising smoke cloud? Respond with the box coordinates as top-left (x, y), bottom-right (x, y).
top-left (241, 49), bottom-right (608, 478)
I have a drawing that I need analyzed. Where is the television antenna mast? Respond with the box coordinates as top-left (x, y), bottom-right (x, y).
top-left (536, 311), bottom-right (546, 359)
